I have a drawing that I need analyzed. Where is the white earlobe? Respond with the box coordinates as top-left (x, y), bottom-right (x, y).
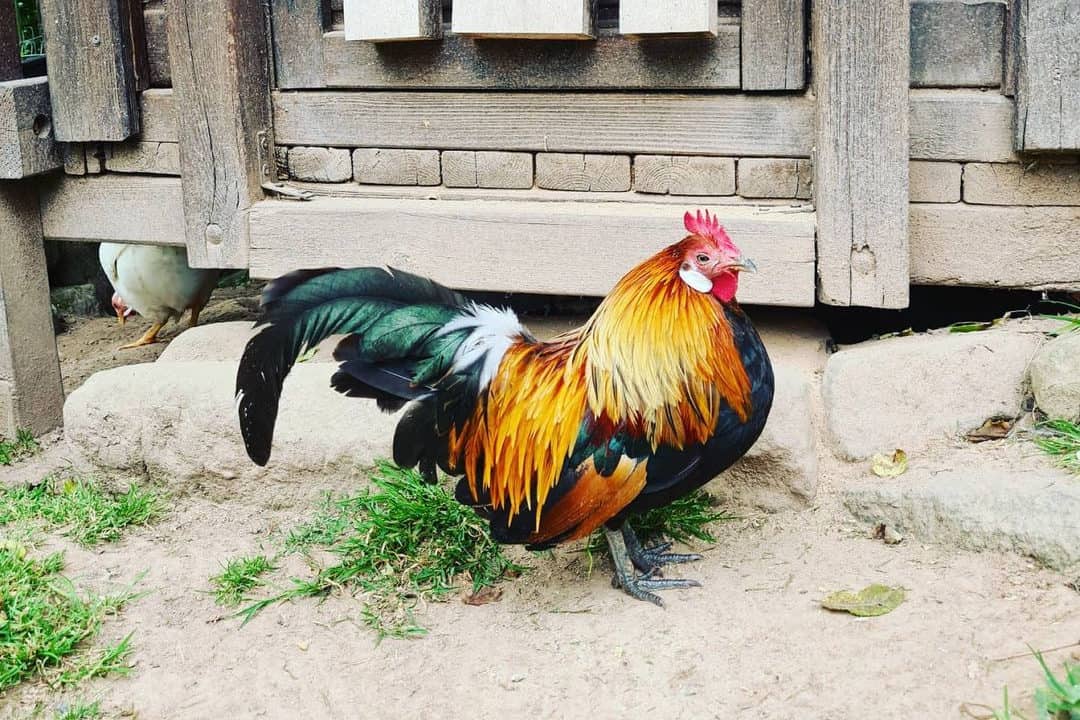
top-left (679, 266), bottom-right (713, 293)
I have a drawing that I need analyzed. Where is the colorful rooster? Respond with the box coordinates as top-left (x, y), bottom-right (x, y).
top-left (236, 210), bottom-right (774, 605)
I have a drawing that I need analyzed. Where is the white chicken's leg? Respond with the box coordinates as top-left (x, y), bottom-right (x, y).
top-left (119, 321), bottom-right (166, 350)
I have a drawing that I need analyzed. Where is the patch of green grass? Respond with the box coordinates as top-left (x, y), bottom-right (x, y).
top-left (54, 701), bottom-right (103, 720)
top-left (993, 649), bottom-right (1080, 720)
top-left (0, 475), bottom-right (163, 546)
top-left (1032, 420), bottom-right (1080, 474)
top-left (210, 555), bottom-right (275, 607)
top-left (0, 548), bottom-right (134, 691)
top-left (14, 0), bottom-right (44, 57)
top-left (0, 429), bottom-right (40, 466)
top-left (239, 461), bottom-right (523, 639)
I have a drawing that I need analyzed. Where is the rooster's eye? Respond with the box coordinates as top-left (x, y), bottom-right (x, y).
top-left (696, 254), bottom-right (710, 264)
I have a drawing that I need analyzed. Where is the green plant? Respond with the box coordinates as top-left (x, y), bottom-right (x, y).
top-left (54, 701), bottom-right (103, 720)
top-left (1032, 420), bottom-right (1080, 474)
top-left (13, 0), bottom-right (44, 57)
top-left (0, 428), bottom-right (39, 466)
top-left (210, 554), bottom-right (275, 607)
top-left (992, 649), bottom-right (1080, 720)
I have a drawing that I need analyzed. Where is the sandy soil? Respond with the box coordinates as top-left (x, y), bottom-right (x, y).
top-left (3, 299), bottom-right (1079, 720)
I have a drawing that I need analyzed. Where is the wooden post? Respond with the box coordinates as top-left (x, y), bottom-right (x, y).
top-left (812, 0), bottom-right (910, 308)
top-left (1014, 0), bottom-right (1080, 152)
top-left (741, 0), bottom-right (806, 90)
top-left (39, 0), bottom-right (144, 140)
top-left (166, 0), bottom-right (271, 268)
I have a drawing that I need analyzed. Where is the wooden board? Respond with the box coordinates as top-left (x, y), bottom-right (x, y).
top-left (39, 174), bottom-right (184, 245)
top-left (619, 0), bottom-right (718, 36)
top-left (137, 88), bottom-right (176, 142)
top-left (911, 204), bottom-right (1080, 290)
top-left (343, 0), bottom-right (440, 41)
top-left (143, 3), bottom-right (170, 87)
top-left (270, 0), bottom-right (330, 88)
top-left (452, 0), bottom-right (594, 39)
top-left (39, 0), bottom-right (142, 140)
top-left (274, 91), bottom-right (814, 157)
top-left (813, 0), bottom-right (910, 308)
top-left (104, 140), bottom-right (180, 174)
top-left (963, 162), bottom-right (1080, 205)
top-left (741, 0), bottom-right (806, 91)
top-left (909, 90), bottom-right (1016, 162)
top-left (1014, 0), bottom-right (1080, 151)
top-left (0, 77), bottom-right (62, 178)
top-left (910, 0), bottom-right (1005, 88)
top-left (321, 27), bottom-right (741, 89)
top-left (167, 0), bottom-right (271, 268)
top-left (248, 197), bottom-right (817, 307)
top-left (0, 0), bottom-right (21, 81)
top-left (0, 183), bottom-right (65, 436)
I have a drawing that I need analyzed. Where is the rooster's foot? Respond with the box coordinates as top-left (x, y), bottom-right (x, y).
top-left (119, 321), bottom-right (165, 350)
top-left (604, 528), bottom-right (701, 608)
top-left (622, 524), bottom-right (703, 574)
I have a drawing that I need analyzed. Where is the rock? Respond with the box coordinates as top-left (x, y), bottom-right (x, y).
top-left (708, 368), bottom-right (818, 511)
top-left (1029, 331), bottom-right (1080, 421)
top-left (50, 283), bottom-right (98, 317)
top-left (844, 459), bottom-right (1080, 571)
top-left (156, 321), bottom-right (338, 364)
top-left (822, 321), bottom-right (1046, 460)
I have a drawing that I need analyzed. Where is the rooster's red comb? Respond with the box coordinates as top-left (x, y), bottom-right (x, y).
top-left (684, 209), bottom-right (736, 253)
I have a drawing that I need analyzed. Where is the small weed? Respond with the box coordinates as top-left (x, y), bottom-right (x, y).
top-left (0, 475), bottom-right (163, 546)
top-left (239, 461), bottom-right (523, 639)
top-left (210, 555), bottom-right (275, 607)
top-left (54, 701), bottom-right (103, 720)
top-left (0, 429), bottom-right (40, 466)
top-left (991, 649), bottom-right (1080, 720)
top-left (1031, 420), bottom-right (1080, 474)
top-left (0, 548), bottom-right (134, 690)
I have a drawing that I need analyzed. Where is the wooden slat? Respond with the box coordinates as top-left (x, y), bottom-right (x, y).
top-left (343, 0), bottom-right (440, 41)
top-left (452, 0), bottom-right (594, 39)
top-left (105, 140), bottom-right (180, 174)
top-left (322, 28), bottom-right (741, 89)
top-left (962, 162), bottom-right (1080, 206)
top-left (909, 90), bottom-right (1015, 161)
top-left (143, 3), bottom-right (170, 87)
top-left (1014, 0), bottom-right (1080, 151)
top-left (0, 183), bottom-right (65, 436)
top-left (0, 77), bottom-right (62, 178)
top-left (270, 0), bottom-right (330, 88)
top-left (813, 0), bottom-right (910, 308)
top-left (619, 0), bottom-right (718, 36)
top-left (0, 0), bottom-right (21, 81)
top-left (167, 0), bottom-right (271, 268)
top-left (39, 0), bottom-right (142, 140)
top-left (741, 0), bottom-right (806, 91)
top-left (910, 0), bottom-right (1005, 88)
top-left (249, 197), bottom-right (817, 307)
top-left (39, 174), bottom-right (184, 244)
top-left (911, 204), bottom-right (1080, 291)
top-left (137, 88), bottom-right (176, 142)
top-left (274, 91), bottom-right (814, 157)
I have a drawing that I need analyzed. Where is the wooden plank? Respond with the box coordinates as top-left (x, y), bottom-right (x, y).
top-left (441, 151), bottom-right (533, 189)
top-left (274, 91), bottom-right (814, 157)
top-left (0, 183), bottom-right (65, 437)
top-left (909, 161), bottom-right (961, 203)
top-left (167, 0), bottom-right (271, 268)
top-left (286, 147), bottom-right (353, 183)
top-left (911, 204), bottom-right (1080, 290)
top-left (813, 0), bottom-right (910, 308)
top-left (352, 148), bottom-right (440, 185)
top-left (452, 0), bottom-right (593, 39)
top-left (39, 0), bottom-right (142, 140)
top-left (1003, 0), bottom-right (1020, 96)
top-left (536, 153), bottom-right (631, 191)
top-left (633, 155), bottom-right (736, 195)
top-left (270, 0), bottom-right (330, 88)
top-left (137, 88), bottom-right (176, 142)
top-left (143, 3), bottom-right (170, 87)
top-left (910, 0), bottom-right (1005, 88)
top-left (343, 0), bottom-right (440, 41)
top-left (1014, 0), bottom-right (1080, 151)
top-left (909, 90), bottom-right (1016, 162)
top-left (963, 161), bottom-right (1080, 205)
top-left (248, 197), bottom-right (817, 307)
top-left (39, 174), bottom-right (184, 244)
top-left (741, 0), bottom-right (806, 91)
top-left (322, 27), bottom-right (741, 89)
top-left (735, 158), bottom-right (812, 199)
top-left (0, 77), bottom-right (62, 178)
top-left (619, 0), bottom-right (717, 36)
top-left (0, 0), bottom-right (21, 81)
top-left (104, 140), bottom-right (180, 174)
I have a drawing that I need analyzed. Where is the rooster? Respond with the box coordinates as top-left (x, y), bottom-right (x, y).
top-left (236, 210), bottom-right (774, 605)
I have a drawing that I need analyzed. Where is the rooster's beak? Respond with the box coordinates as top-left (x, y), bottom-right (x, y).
top-left (728, 256), bottom-right (757, 273)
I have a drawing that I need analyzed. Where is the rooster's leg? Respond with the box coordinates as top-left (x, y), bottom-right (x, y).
top-left (604, 528), bottom-right (701, 608)
top-left (119, 322), bottom-right (166, 350)
top-left (622, 523), bottom-right (703, 574)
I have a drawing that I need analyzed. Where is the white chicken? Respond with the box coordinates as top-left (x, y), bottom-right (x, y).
top-left (99, 243), bottom-right (219, 349)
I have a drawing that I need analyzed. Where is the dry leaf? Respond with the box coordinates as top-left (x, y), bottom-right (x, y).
top-left (462, 586), bottom-right (503, 606)
top-left (966, 418), bottom-right (1012, 443)
top-left (871, 449), bottom-right (908, 478)
top-left (822, 584), bottom-right (906, 617)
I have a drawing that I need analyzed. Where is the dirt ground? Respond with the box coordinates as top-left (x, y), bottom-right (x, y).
top-left (4, 291), bottom-right (1080, 720)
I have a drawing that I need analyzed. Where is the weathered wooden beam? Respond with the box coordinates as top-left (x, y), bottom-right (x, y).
top-left (0, 77), bottom-right (62, 178)
top-left (104, 140), bottom-right (180, 174)
top-left (911, 204), bottom-right (1080, 291)
top-left (143, 2), bottom-right (170, 87)
top-left (343, 0), bottom-right (441, 41)
top-left (39, 174), bottom-right (184, 244)
top-left (909, 90), bottom-right (1015, 161)
top-left (270, 0), bottom-right (330, 88)
top-left (0, 0), bottom-right (22, 81)
top-left (167, 0), bottom-right (271, 268)
top-left (963, 161), bottom-right (1080, 205)
top-left (137, 88), bottom-right (176, 142)
top-left (619, 0), bottom-right (718, 36)
top-left (741, 0), bottom-right (806, 91)
top-left (813, 0), bottom-right (910, 308)
top-left (248, 197), bottom-right (817, 307)
top-left (452, 0), bottom-right (594, 39)
top-left (1014, 0), bottom-right (1080, 152)
top-left (275, 91), bottom-right (814, 157)
top-left (910, 0), bottom-right (1004, 88)
top-left (39, 0), bottom-right (143, 140)
top-left (0, 183), bottom-right (65, 437)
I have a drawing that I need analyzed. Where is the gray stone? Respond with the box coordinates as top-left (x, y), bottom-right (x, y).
top-left (353, 148), bottom-right (440, 186)
top-left (844, 463), bottom-right (1080, 571)
top-left (156, 321), bottom-right (339, 364)
top-left (822, 321), bottom-right (1046, 460)
top-left (287, 147), bottom-right (353, 183)
top-left (1029, 331), bottom-right (1080, 421)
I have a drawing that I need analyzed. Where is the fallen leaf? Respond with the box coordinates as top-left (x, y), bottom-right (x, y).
top-left (462, 586), bottom-right (503, 606)
top-left (966, 418), bottom-right (1013, 442)
top-left (822, 584), bottom-right (906, 617)
top-left (871, 449), bottom-right (908, 478)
